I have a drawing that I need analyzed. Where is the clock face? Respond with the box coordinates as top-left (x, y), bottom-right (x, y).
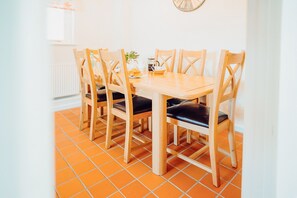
top-left (173, 0), bottom-right (206, 12)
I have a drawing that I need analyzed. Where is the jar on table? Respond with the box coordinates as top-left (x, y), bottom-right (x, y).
top-left (147, 58), bottom-right (160, 72)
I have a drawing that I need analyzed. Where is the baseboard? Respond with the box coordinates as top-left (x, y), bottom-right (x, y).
top-left (235, 124), bottom-right (244, 133)
top-left (52, 95), bottom-right (81, 112)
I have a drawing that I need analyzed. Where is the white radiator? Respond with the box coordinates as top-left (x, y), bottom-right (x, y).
top-left (51, 63), bottom-right (80, 98)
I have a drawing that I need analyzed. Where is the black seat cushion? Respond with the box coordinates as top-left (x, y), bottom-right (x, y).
top-left (167, 102), bottom-right (228, 128)
top-left (113, 96), bottom-right (152, 115)
top-left (86, 89), bottom-right (124, 102)
top-left (98, 86), bottom-right (105, 90)
top-left (167, 98), bottom-right (189, 107)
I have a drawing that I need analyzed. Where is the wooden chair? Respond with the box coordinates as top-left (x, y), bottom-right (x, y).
top-left (168, 49), bottom-right (207, 106)
top-left (99, 49), bottom-right (152, 163)
top-left (166, 50), bottom-right (245, 187)
top-left (167, 49), bottom-right (207, 145)
top-left (73, 48), bottom-right (124, 141)
top-left (147, 49), bottom-right (177, 132)
top-left (73, 49), bottom-right (88, 131)
top-left (155, 49), bottom-right (176, 72)
top-left (178, 49), bottom-right (207, 75)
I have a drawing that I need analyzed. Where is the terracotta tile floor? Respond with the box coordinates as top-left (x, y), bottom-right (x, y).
top-left (55, 108), bottom-right (243, 198)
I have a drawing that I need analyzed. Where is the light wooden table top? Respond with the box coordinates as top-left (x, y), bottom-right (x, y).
top-left (130, 72), bottom-right (215, 99)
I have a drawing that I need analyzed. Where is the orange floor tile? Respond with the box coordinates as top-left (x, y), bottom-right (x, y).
top-left (55, 108), bottom-right (243, 198)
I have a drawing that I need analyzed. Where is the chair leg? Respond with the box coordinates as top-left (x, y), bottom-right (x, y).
top-left (173, 125), bottom-right (180, 145)
top-left (98, 106), bottom-right (104, 116)
top-left (138, 119), bottom-right (144, 132)
top-left (196, 97), bottom-right (200, 104)
top-left (79, 102), bottom-right (86, 130)
top-left (228, 124), bottom-right (238, 168)
top-left (186, 130), bottom-right (192, 144)
top-left (167, 123), bottom-right (172, 144)
top-left (209, 132), bottom-right (220, 187)
top-left (124, 119), bottom-right (134, 163)
top-left (148, 117), bottom-right (152, 132)
top-left (205, 95), bottom-right (210, 106)
top-left (105, 112), bottom-right (114, 149)
top-left (87, 105), bottom-right (92, 127)
top-left (89, 105), bottom-right (97, 141)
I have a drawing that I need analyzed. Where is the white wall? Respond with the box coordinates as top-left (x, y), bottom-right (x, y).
top-left (50, 0), bottom-right (131, 110)
top-left (50, 0), bottom-right (130, 64)
top-left (128, 0), bottom-right (247, 130)
top-left (129, 0), bottom-right (246, 58)
top-left (51, 0), bottom-right (247, 131)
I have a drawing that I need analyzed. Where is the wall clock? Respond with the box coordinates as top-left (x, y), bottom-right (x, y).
top-left (173, 0), bottom-right (206, 12)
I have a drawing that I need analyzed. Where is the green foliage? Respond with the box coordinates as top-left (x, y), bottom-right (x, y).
top-left (125, 51), bottom-right (139, 63)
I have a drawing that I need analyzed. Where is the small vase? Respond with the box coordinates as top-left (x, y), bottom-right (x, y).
top-left (127, 59), bottom-right (138, 70)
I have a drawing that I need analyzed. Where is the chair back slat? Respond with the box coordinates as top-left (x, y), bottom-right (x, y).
top-left (85, 48), bottom-right (108, 80)
top-left (210, 50), bottom-right (245, 127)
top-left (109, 83), bottom-right (125, 94)
top-left (178, 49), bottom-right (207, 76)
top-left (155, 49), bottom-right (176, 72)
top-left (99, 49), bottom-right (133, 116)
top-left (84, 48), bottom-right (103, 105)
top-left (73, 49), bottom-right (90, 98)
top-left (100, 51), bottom-right (128, 93)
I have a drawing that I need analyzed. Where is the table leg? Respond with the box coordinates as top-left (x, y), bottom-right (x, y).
top-left (152, 93), bottom-right (167, 175)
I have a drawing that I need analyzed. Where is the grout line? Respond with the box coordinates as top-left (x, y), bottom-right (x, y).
top-left (92, 128), bottom-right (179, 197)
top-left (182, 171), bottom-right (210, 196)
top-left (57, 111), bottom-right (118, 197)
top-left (70, 189), bottom-right (89, 198)
top-left (55, 109), bottom-right (243, 197)
top-left (140, 142), bottom-right (209, 196)
top-left (164, 138), bottom-right (239, 197)
top-left (59, 110), bottom-right (156, 197)
top-left (55, 188), bottom-right (60, 198)
top-left (226, 171), bottom-right (242, 189)
top-left (229, 182), bottom-right (241, 190)
top-left (62, 110), bottom-right (183, 195)
top-left (56, 146), bottom-right (94, 198)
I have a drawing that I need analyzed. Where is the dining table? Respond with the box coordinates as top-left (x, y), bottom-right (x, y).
top-left (129, 72), bottom-right (215, 175)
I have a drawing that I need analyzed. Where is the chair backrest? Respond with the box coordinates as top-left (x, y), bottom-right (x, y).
top-left (84, 48), bottom-right (102, 105)
top-left (210, 50), bottom-right (245, 127)
top-left (177, 49), bottom-right (207, 76)
top-left (99, 49), bottom-right (133, 116)
top-left (73, 49), bottom-right (89, 99)
top-left (155, 49), bottom-right (176, 72)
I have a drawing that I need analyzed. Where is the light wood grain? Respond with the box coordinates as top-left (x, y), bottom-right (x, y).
top-left (177, 49), bottom-right (207, 76)
top-left (84, 48), bottom-right (105, 141)
top-left (73, 49), bottom-right (88, 131)
top-left (166, 50), bottom-right (245, 187)
top-left (73, 48), bottom-right (124, 141)
top-left (129, 72), bottom-right (215, 176)
top-left (73, 48), bottom-right (107, 140)
top-left (152, 92), bottom-right (168, 175)
top-left (175, 49), bottom-right (207, 145)
top-left (131, 72), bottom-right (214, 100)
top-left (155, 49), bottom-right (176, 72)
top-left (99, 49), bottom-right (152, 163)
